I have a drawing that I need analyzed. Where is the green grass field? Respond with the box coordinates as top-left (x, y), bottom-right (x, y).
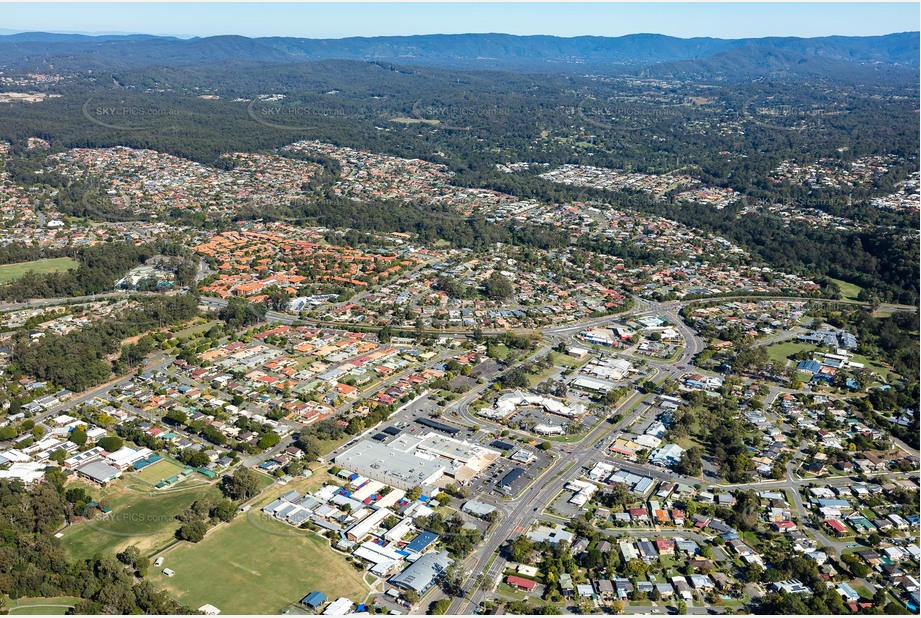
top-left (765, 341), bottom-right (818, 366)
top-left (172, 319), bottom-right (220, 340)
top-left (147, 515), bottom-right (369, 614)
top-left (0, 257), bottom-right (80, 284)
top-left (489, 344), bottom-right (510, 361)
top-left (5, 597), bottom-right (80, 615)
top-left (60, 483), bottom-right (222, 561)
top-left (549, 351), bottom-right (591, 369)
top-left (131, 459), bottom-right (189, 487)
top-left (829, 278), bottom-right (864, 302)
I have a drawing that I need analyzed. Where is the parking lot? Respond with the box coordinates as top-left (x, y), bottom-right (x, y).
top-left (466, 445), bottom-right (555, 499)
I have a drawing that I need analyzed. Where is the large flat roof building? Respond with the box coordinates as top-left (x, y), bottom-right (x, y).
top-left (334, 440), bottom-right (444, 491)
top-left (388, 432), bottom-right (500, 483)
top-left (77, 460), bottom-right (122, 484)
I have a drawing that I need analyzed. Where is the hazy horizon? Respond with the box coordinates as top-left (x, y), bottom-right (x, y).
top-left (3, 2), bottom-right (919, 40)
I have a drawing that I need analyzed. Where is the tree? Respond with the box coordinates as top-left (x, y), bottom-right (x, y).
top-left (116, 545), bottom-right (150, 576)
top-left (441, 563), bottom-right (464, 596)
top-left (221, 467), bottom-right (262, 501)
top-left (186, 451), bottom-right (211, 468)
top-left (623, 558), bottom-right (648, 579)
top-left (219, 296), bottom-right (266, 328)
top-left (676, 446), bottom-right (703, 476)
top-left (164, 409), bottom-right (188, 425)
top-left (210, 500), bottom-right (238, 523)
top-left (483, 271), bottom-right (514, 300)
top-left (257, 432), bottom-right (281, 450)
top-left (507, 536), bottom-right (534, 562)
top-left (429, 599), bottom-right (451, 615)
top-left (406, 486), bottom-right (422, 501)
top-left (177, 520), bottom-right (208, 542)
top-left (97, 435), bottom-right (124, 452)
top-left (676, 600), bottom-right (687, 615)
top-left (70, 427), bottom-right (88, 446)
top-left (294, 434), bottom-right (322, 460)
top-left (499, 367), bottom-right (529, 389)
top-left (402, 590), bottom-right (420, 606)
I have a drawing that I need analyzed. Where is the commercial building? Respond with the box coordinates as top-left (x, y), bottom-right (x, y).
top-left (388, 432), bottom-right (500, 483)
top-left (334, 440), bottom-right (445, 491)
top-left (498, 467), bottom-right (526, 493)
top-left (462, 500), bottom-right (497, 518)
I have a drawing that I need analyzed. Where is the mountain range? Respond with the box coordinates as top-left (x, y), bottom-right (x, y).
top-left (0, 31), bottom-right (917, 79)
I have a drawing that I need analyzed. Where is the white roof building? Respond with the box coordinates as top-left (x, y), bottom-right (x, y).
top-left (105, 446), bottom-right (153, 470)
top-left (322, 598), bottom-right (354, 616)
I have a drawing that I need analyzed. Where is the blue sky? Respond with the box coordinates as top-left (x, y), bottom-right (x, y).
top-left (2, 3), bottom-right (918, 39)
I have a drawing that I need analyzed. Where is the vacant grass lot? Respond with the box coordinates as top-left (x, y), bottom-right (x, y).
top-left (0, 257), bottom-right (79, 284)
top-left (171, 319), bottom-right (220, 340)
top-left (148, 515), bottom-right (369, 614)
top-left (766, 341), bottom-right (818, 366)
top-left (60, 483), bottom-right (221, 561)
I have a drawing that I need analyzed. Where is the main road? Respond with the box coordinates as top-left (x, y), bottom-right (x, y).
top-left (445, 366), bottom-right (671, 615)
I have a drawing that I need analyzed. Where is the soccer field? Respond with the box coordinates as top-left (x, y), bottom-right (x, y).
top-left (148, 514), bottom-right (370, 614)
top-left (0, 257), bottom-right (80, 283)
